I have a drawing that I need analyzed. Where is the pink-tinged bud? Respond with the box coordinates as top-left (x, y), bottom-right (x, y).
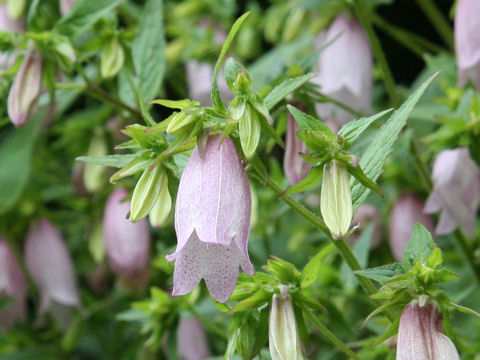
top-left (103, 188), bottom-right (151, 292)
top-left (390, 193), bottom-right (435, 262)
top-left (25, 219), bottom-right (81, 317)
top-left (313, 14), bottom-right (372, 130)
top-left (424, 148), bottom-right (480, 237)
top-left (283, 108), bottom-right (310, 185)
top-left (397, 302), bottom-right (460, 360)
top-left (7, 51), bottom-right (42, 127)
top-left (167, 134), bottom-right (254, 303)
top-left (350, 204), bottom-right (382, 247)
top-left (185, 60), bottom-right (231, 106)
top-left (0, 237), bottom-right (27, 330)
top-left (60, 0), bottom-right (78, 15)
top-left (455, 0), bottom-right (480, 89)
top-left (177, 317), bottom-right (211, 360)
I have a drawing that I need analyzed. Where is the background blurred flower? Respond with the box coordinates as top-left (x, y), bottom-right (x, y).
top-left (0, 237), bottom-right (27, 330)
top-left (103, 188), bottom-right (151, 292)
top-left (177, 317), bottom-right (211, 360)
top-left (390, 193), bottom-right (435, 262)
top-left (167, 134), bottom-right (254, 303)
top-left (350, 204), bottom-right (382, 247)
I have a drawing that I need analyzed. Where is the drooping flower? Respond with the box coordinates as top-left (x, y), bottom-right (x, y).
top-left (177, 317), bottom-right (211, 360)
top-left (59, 0), bottom-right (78, 15)
top-left (397, 301), bottom-right (460, 360)
top-left (166, 134), bottom-right (254, 303)
top-left (7, 50), bottom-right (42, 127)
top-left (0, 237), bottom-right (27, 330)
top-left (103, 188), bottom-right (151, 292)
top-left (424, 148), bottom-right (480, 237)
top-left (24, 219), bottom-right (81, 318)
top-left (313, 13), bottom-right (372, 131)
top-left (283, 106), bottom-right (310, 185)
top-left (455, 0), bottom-right (480, 89)
top-left (390, 193), bottom-right (435, 262)
top-left (269, 285), bottom-right (303, 360)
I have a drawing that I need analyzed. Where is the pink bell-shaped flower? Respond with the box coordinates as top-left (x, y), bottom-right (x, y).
top-left (177, 317), bottom-right (211, 360)
top-left (455, 0), bottom-right (480, 89)
top-left (167, 134), bottom-right (254, 303)
top-left (424, 148), bottom-right (480, 237)
top-left (397, 301), bottom-right (460, 360)
top-left (313, 13), bottom-right (372, 130)
top-left (7, 50), bottom-right (42, 127)
top-left (103, 188), bottom-right (151, 292)
top-left (390, 193), bottom-right (435, 262)
top-left (0, 237), bottom-right (27, 330)
top-left (25, 219), bottom-right (81, 317)
top-left (283, 107), bottom-right (310, 185)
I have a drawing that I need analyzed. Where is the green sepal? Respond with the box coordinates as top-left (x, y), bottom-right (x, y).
top-left (345, 162), bottom-right (383, 198)
top-left (279, 165), bottom-right (323, 197)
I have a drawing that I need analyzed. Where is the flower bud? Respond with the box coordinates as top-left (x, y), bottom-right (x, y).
top-left (83, 131), bottom-right (107, 193)
top-left (60, 0), bottom-right (78, 16)
top-left (269, 286), bottom-right (303, 360)
top-left (166, 112), bottom-right (196, 135)
top-left (101, 37), bottom-right (124, 79)
top-left (455, 0), bottom-right (480, 89)
top-left (130, 165), bottom-right (166, 222)
top-left (7, 51), bottom-right (42, 127)
top-left (177, 317), bottom-right (211, 360)
top-left (424, 148), bottom-right (480, 237)
top-left (397, 301), bottom-right (460, 360)
top-left (148, 175), bottom-right (171, 228)
top-left (390, 193), bottom-right (435, 262)
top-left (282, 8), bottom-right (306, 42)
top-left (103, 188), bottom-right (151, 292)
top-left (6, 0), bottom-right (25, 19)
top-left (24, 219), bottom-right (81, 318)
top-left (320, 160), bottom-right (352, 238)
top-left (313, 13), bottom-right (372, 130)
top-left (0, 237), bottom-right (27, 330)
top-left (283, 107), bottom-right (310, 185)
top-left (239, 104), bottom-right (261, 159)
top-left (166, 134), bottom-right (254, 303)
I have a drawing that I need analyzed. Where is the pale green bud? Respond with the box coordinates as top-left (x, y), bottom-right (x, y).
top-left (88, 223), bottom-right (105, 264)
top-left (130, 165), bottom-right (165, 222)
top-left (84, 132), bottom-right (107, 193)
top-left (282, 8), bottom-right (306, 42)
top-left (239, 104), bottom-right (261, 158)
top-left (166, 112), bottom-right (195, 135)
top-left (320, 160), bottom-right (352, 238)
top-left (269, 285), bottom-right (303, 360)
top-left (7, 0), bottom-right (25, 19)
top-left (101, 37), bottom-right (124, 79)
top-left (148, 175), bottom-right (171, 228)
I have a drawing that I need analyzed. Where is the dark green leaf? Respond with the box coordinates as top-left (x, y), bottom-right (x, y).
top-left (338, 108), bottom-right (393, 146)
top-left (402, 223), bottom-right (436, 270)
top-left (354, 263), bottom-right (404, 285)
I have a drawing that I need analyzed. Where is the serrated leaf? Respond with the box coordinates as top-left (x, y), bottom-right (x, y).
top-left (76, 154), bottom-right (137, 168)
top-left (338, 108), bottom-right (393, 146)
top-left (354, 263), bottom-right (404, 285)
top-left (264, 73), bottom-right (315, 110)
top-left (55, 0), bottom-right (120, 37)
top-left (287, 104), bottom-right (334, 134)
top-left (402, 223), bottom-right (436, 270)
top-left (211, 12), bottom-right (250, 110)
top-left (280, 165), bottom-right (323, 197)
top-left (351, 72), bottom-right (439, 209)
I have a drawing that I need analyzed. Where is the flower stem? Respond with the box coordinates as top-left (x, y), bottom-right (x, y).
top-left (353, 0), bottom-right (400, 107)
top-left (304, 307), bottom-right (360, 359)
top-left (415, 0), bottom-right (454, 50)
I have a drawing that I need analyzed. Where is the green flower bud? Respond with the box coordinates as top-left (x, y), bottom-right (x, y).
top-left (7, 0), bottom-right (25, 19)
top-left (269, 285), bottom-right (303, 360)
top-left (88, 223), bottom-right (105, 264)
top-left (320, 160), bottom-right (352, 238)
top-left (166, 112), bottom-right (196, 135)
top-left (239, 104), bottom-right (261, 158)
top-left (130, 165), bottom-right (166, 222)
top-left (84, 131), bottom-right (107, 193)
top-left (148, 175), bottom-right (171, 228)
top-left (101, 37), bottom-right (124, 79)
top-left (282, 8), bottom-right (306, 42)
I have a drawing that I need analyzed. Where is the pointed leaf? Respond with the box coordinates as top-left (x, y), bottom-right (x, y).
top-left (280, 165), bottom-right (323, 197)
top-left (338, 108), bottom-right (393, 146)
top-left (264, 73), bottom-right (315, 110)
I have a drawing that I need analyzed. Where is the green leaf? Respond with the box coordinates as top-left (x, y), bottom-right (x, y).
top-left (345, 162), bottom-right (383, 197)
top-left (338, 108), bottom-right (393, 146)
top-left (76, 154), bottom-right (137, 168)
top-left (131, 0), bottom-right (165, 103)
top-left (110, 153), bottom-right (154, 182)
top-left (354, 263), bottom-right (404, 285)
top-left (287, 104), bottom-right (334, 134)
top-left (450, 302), bottom-right (480, 318)
top-left (351, 72), bottom-right (439, 209)
top-left (55, 0), bottom-right (120, 37)
top-left (402, 223), bottom-right (436, 270)
top-left (280, 165), bottom-right (323, 197)
top-left (150, 99), bottom-right (193, 110)
top-left (211, 12), bottom-right (250, 110)
top-left (264, 73), bottom-right (315, 110)
top-left (0, 118), bottom-right (41, 215)
top-left (301, 243), bottom-right (335, 288)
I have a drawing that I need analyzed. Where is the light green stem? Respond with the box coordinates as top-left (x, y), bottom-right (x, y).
top-left (353, 0), bottom-right (400, 107)
top-left (415, 0), bottom-right (454, 49)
